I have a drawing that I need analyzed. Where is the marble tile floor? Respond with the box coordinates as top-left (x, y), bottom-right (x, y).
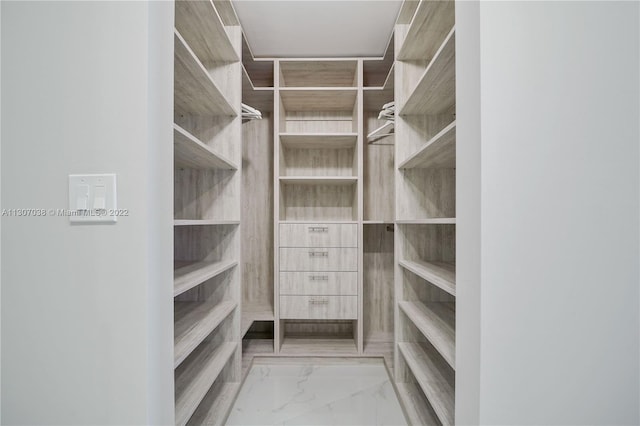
top-left (226, 358), bottom-right (408, 426)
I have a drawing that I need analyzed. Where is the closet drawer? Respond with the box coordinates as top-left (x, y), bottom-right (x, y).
top-left (279, 248), bottom-right (357, 271)
top-left (280, 295), bottom-right (357, 319)
top-left (280, 272), bottom-right (357, 295)
top-left (279, 223), bottom-right (357, 247)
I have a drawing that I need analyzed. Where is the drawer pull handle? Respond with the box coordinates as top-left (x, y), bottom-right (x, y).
top-left (309, 275), bottom-right (329, 281)
top-left (309, 297), bottom-right (329, 305)
top-left (308, 251), bottom-right (328, 257)
top-left (308, 226), bottom-right (329, 233)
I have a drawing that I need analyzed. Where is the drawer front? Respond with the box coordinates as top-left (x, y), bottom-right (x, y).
top-left (280, 272), bottom-right (357, 295)
top-left (279, 248), bottom-right (357, 272)
top-left (279, 223), bottom-right (357, 247)
top-left (280, 295), bottom-right (357, 319)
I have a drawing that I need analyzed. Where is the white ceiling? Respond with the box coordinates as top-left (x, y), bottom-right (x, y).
top-left (232, 1), bottom-right (402, 58)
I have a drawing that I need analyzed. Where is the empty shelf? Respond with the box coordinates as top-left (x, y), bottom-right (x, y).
top-left (280, 88), bottom-right (357, 112)
top-left (174, 124), bottom-right (238, 170)
top-left (399, 121), bottom-right (456, 169)
top-left (401, 28), bottom-right (456, 116)
top-left (174, 219), bottom-right (240, 226)
top-left (397, 0), bottom-right (455, 60)
top-left (399, 260), bottom-right (456, 296)
top-left (242, 64), bottom-right (274, 113)
top-left (398, 342), bottom-right (454, 425)
top-left (280, 60), bottom-right (358, 87)
top-left (280, 133), bottom-right (358, 149)
top-left (279, 176), bottom-right (358, 185)
top-left (174, 300), bottom-right (236, 367)
top-left (186, 381), bottom-right (241, 426)
top-left (399, 301), bottom-right (455, 368)
top-left (174, 341), bottom-right (237, 426)
top-left (174, 260), bottom-right (238, 297)
top-left (395, 382), bottom-right (440, 426)
top-left (241, 302), bottom-right (274, 337)
top-left (175, 0), bottom-right (239, 63)
top-left (396, 218), bottom-right (456, 225)
top-left (174, 30), bottom-right (236, 116)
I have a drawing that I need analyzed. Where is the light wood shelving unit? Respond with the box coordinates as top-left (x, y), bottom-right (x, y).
top-left (394, 1), bottom-right (457, 424)
top-left (173, 1), bottom-right (242, 424)
top-left (274, 59), bottom-right (365, 355)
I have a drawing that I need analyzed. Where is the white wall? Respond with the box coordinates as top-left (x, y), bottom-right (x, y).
top-left (1, 1), bottom-right (174, 424)
top-left (457, 1), bottom-right (639, 424)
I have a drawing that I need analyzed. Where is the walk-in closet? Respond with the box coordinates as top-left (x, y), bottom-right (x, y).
top-left (172, 1), bottom-right (456, 424)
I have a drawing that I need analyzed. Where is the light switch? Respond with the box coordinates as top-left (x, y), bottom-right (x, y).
top-left (68, 174), bottom-right (117, 224)
top-left (77, 185), bottom-right (90, 210)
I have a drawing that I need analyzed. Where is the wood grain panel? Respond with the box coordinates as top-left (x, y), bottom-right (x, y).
top-left (280, 61), bottom-right (357, 87)
top-left (399, 301), bottom-right (455, 368)
top-left (280, 296), bottom-right (358, 319)
top-left (364, 114), bottom-right (395, 221)
top-left (279, 247), bottom-right (358, 271)
top-left (175, 0), bottom-right (239, 63)
top-left (241, 114), bottom-right (274, 306)
top-left (402, 28), bottom-right (455, 116)
top-left (174, 341), bottom-right (236, 425)
top-left (279, 223), bottom-right (357, 247)
top-left (284, 111), bottom-right (354, 133)
top-left (281, 89), bottom-right (357, 112)
top-left (280, 183), bottom-right (357, 221)
top-left (174, 124), bottom-right (238, 170)
top-left (280, 133), bottom-right (357, 149)
top-left (174, 169), bottom-right (240, 221)
top-left (363, 224), bottom-right (395, 343)
top-left (396, 168), bottom-right (455, 220)
top-left (174, 30), bottom-right (236, 116)
top-left (399, 120), bottom-right (456, 169)
top-left (280, 272), bottom-right (358, 295)
top-left (399, 342), bottom-right (454, 425)
top-left (281, 147), bottom-right (356, 176)
top-left (397, 0), bottom-right (455, 61)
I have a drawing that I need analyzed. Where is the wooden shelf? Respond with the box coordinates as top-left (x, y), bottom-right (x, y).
top-left (363, 64), bottom-right (394, 111)
top-left (279, 176), bottom-right (357, 185)
top-left (363, 220), bottom-right (394, 225)
top-left (399, 121), bottom-right (456, 169)
top-left (280, 88), bottom-right (358, 112)
top-left (174, 124), bottom-right (238, 170)
top-left (175, 0), bottom-right (239, 63)
top-left (174, 341), bottom-right (237, 426)
top-left (399, 301), bottom-right (455, 368)
top-left (241, 302), bottom-right (274, 337)
top-left (396, 218), bottom-right (456, 225)
top-left (242, 64), bottom-right (274, 113)
top-left (174, 300), bottom-right (236, 367)
top-left (395, 382), bottom-right (440, 426)
top-left (174, 30), bottom-right (236, 116)
top-left (174, 219), bottom-right (240, 226)
top-left (186, 381), bottom-right (241, 426)
top-left (280, 133), bottom-right (358, 149)
top-left (398, 342), bottom-right (454, 425)
top-left (400, 28), bottom-right (456, 116)
top-left (279, 338), bottom-right (358, 356)
top-left (174, 260), bottom-right (238, 297)
top-left (397, 0), bottom-right (455, 61)
top-left (399, 260), bottom-right (456, 296)
top-left (280, 60), bottom-right (358, 87)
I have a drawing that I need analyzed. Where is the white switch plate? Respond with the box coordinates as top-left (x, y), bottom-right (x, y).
top-left (68, 174), bottom-right (117, 223)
